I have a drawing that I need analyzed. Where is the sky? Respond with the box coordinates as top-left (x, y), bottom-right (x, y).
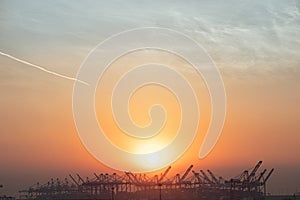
top-left (0, 0), bottom-right (300, 196)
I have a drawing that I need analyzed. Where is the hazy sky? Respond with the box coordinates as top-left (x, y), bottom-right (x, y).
top-left (0, 0), bottom-right (300, 196)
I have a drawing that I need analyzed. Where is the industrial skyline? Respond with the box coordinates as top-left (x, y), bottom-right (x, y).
top-left (18, 161), bottom-right (274, 200)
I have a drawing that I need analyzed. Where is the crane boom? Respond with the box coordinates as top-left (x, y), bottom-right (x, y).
top-left (257, 169), bottom-right (267, 182)
top-left (132, 173), bottom-right (140, 183)
top-left (192, 171), bottom-right (202, 184)
top-left (69, 175), bottom-right (79, 186)
top-left (180, 165), bottom-right (193, 182)
top-left (94, 173), bottom-right (100, 180)
top-left (207, 170), bottom-right (219, 183)
top-left (248, 161), bottom-right (262, 181)
top-left (126, 172), bottom-right (139, 184)
top-left (263, 168), bottom-right (274, 184)
top-left (200, 170), bottom-right (212, 183)
top-left (76, 174), bottom-right (85, 184)
top-left (125, 172), bottom-right (135, 183)
top-left (158, 166), bottom-right (171, 183)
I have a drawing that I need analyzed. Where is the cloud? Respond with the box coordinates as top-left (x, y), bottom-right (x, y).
top-left (164, 0), bottom-right (300, 78)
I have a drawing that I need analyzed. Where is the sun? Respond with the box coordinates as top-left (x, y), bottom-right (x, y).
top-left (133, 139), bottom-right (168, 154)
top-left (145, 153), bottom-right (161, 166)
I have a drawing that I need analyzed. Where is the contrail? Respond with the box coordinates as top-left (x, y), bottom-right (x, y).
top-left (0, 51), bottom-right (89, 86)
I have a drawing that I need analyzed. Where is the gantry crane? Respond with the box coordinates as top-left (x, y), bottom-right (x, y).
top-left (192, 170), bottom-right (202, 186)
top-left (207, 169), bottom-right (219, 184)
top-left (158, 166), bottom-right (171, 183)
top-left (262, 168), bottom-right (274, 196)
top-left (200, 170), bottom-right (212, 184)
top-left (248, 161), bottom-right (263, 182)
top-left (257, 169), bottom-right (267, 182)
top-left (69, 174), bottom-right (80, 186)
top-left (180, 165), bottom-right (193, 182)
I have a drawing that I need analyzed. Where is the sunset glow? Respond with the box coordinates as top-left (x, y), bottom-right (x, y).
top-left (0, 0), bottom-right (299, 197)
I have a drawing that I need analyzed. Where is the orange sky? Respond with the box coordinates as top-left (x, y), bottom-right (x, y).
top-left (1, 54), bottom-right (299, 195)
top-left (1, 0), bottom-right (300, 196)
